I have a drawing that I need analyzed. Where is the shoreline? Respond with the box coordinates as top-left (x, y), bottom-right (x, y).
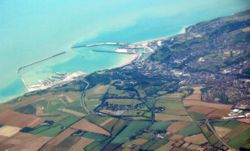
top-left (115, 53), bottom-right (139, 69)
top-left (0, 31), bottom-right (174, 104)
top-left (0, 26), bottom-right (186, 103)
top-left (133, 25), bottom-right (188, 45)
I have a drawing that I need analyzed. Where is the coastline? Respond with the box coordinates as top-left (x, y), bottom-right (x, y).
top-left (0, 16), bottom-right (236, 103)
top-left (116, 53), bottom-right (139, 68)
top-left (0, 25), bottom-right (182, 104)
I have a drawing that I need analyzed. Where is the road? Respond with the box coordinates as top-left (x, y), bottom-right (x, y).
top-left (205, 119), bottom-right (235, 150)
top-left (80, 78), bottom-right (90, 114)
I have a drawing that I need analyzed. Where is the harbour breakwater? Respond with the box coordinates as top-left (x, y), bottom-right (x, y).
top-left (92, 49), bottom-right (136, 54)
top-left (72, 42), bottom-right (129, 48)
top-left (17, 51), bottom-right (66, 73)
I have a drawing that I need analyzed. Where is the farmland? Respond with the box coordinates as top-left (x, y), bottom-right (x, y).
top-left (0, 10), bottom-right (249, 150)
top-left (0, 84), bottom-right (246, 151)
top-left (0, 82), bottom-right (248, 151)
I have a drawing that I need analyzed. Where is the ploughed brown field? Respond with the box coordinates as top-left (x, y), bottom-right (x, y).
top-left (184, 86), bottom-right (232, 119)
top-left (0, 110), bottom-right (44, 128)
top-left (238, 118), bottom-right (250, 124)
top-left (188, 106), bottom-right (215, 115)
top-left (41, 128), bottom-right (76, 151)
top-left (100, 118), bottom-right (114, 127)
top-left (0, 132), bottom-right (50, 151)
top-left (71, 119), bottom-right (110, 136)
top-left (167, 121), bottom-right (191, 134)
top-left (184, 134), bottom-right (207, 145)
top-left (67, 137), bottom-right (94, 151)
top-left (184, 101), bottom-right (232, 110)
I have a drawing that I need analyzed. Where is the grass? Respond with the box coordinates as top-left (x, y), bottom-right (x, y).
top-left (189, 112), bottom-right (206, 120)
top-left (15, 104), bottom-right (36, 115)
top-left (143, 139), bottom-right (168, 150)
top-left (157, 93), bottom-right (184, 102)
top-left (30, 118), bottom-right (71, 137)
top-left (124, 138), bottom-right (148, 147)
top-left (156, 100), bottom-right (184, 110)
top-left (150, 121), bottom-right (171, 132)
top-left (86, 99), bottom-right (100, 111)
top-left (110, 120), bottom-right (127, 136)
top-left (30, 125), bottom-right (51, 135)
top-left (228, 128), bottom-right (250, 149)
top-left (85, 141), bottom-right (103, 151)
top-left (65, 99), bottom-right (85, 113)
top-left (58, 115), bottom-right (80, 127)
top-left (141, 139), bottom-right (168, 150)
top-left (32, 99), bottom-right (48, 107)
top-left (85, 114), bottom-right (110, 125)
top-left (156, 114), bottom-right (192, 121)
top-left (108, 86), bottom-right (131, 97)
top-left (58, 135), bottom-right (81, 148)
top-left (86, 85), bottom-right (109, 99)
top-left (36, 125), bottom-right (63, 137)
top-left (112, 121), bottom-right (151, 144)
top-left (178, 123), bottom-right (201, 136)
top-left (107, 99), bottom-right (140, 106)
top-left (141, 139), bottom-right (158, 150)
top-left (82, 132), bottom-right (108, 141)
top-left (212, 120), bottom-right (240, 129)
top-left (40, 111), bottom-right (70, 122)
top-left (43, 100), bottom-right (66, 113)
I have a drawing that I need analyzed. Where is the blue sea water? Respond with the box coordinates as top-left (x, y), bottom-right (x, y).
top-left (0, 0), bottom-right (249, 102)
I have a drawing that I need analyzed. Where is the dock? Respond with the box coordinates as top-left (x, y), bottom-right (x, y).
top-left (17, 51), bottom-right (66, 73)
top-left (92, 49), bottom-right (136, 54)
top-left (72, 42), bottom-right (129, 48)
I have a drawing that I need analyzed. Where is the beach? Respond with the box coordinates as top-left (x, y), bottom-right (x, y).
top-left (116, 53), bottom-right (139, 68)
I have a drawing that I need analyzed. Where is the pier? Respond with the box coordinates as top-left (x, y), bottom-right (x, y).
top-left (92, 49), bottom-right (136, 54)
top-left (17, 51), bottom-right (66, 73)
top-left (24, 71), bottom-right (86, 92)
top-left (72, 42), bottom-right (129, 48)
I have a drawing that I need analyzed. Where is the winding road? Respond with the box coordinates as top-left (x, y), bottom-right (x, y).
top-left (80, 78), bottom-right (90, 114)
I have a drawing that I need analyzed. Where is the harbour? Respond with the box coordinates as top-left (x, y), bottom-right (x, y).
top-left (17, 51), bottom-right (66, 74)
top-left (0, 0), bottom-right (249, 102)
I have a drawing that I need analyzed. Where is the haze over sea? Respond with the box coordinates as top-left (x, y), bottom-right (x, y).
top-left (0, 0), bottom-right (249, 102)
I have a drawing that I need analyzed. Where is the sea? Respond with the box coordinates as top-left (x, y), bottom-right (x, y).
top-left (0, 0), bottom-right (249, 102)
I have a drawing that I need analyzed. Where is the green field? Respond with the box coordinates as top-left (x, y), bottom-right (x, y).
top-left (112, 120), bottom-right (151, 144)
top-left (141, 139), bottom-right (168, 150)
top-left (107, 99), bottom-right (140, 106)
top-left (85, 141), bottom-right (103, 151)
top-left (85, 114), bottom-right (110, 125)
top-left (35, 125), bottom-right (63, 137)
top-left (58, 115), bottom-right (80, 127)
top-left (82, 132), bottom-right (108, 141)
top-left (189, 112), bottom-right (206, 121)
top-left (86, 85), bottom-right (109, 99)
top-left (65, 99), bottom-right (85, 113)
top-left (58, 135), bottom-right (81, 149)
top-left (228, 128), bottom-right (250, 149)
top-left (15, 104), bottom-right (36, 114)
top-left (157, 93), bottom-right (184, 102)
top-left (212, 120), bottom-right (240, 129)
top-left (108, 86), bottom-right (131, 97)
top-left (85, 99), bottom-right (100, 111)
top-left (150, 121), bottom-right (171, 132)
top-left (29, 115), bottom-right (79, 137)
top-left (179, 122), bottom-right (201, 136)
top-left (43, 100), bottom-right (66, 113)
